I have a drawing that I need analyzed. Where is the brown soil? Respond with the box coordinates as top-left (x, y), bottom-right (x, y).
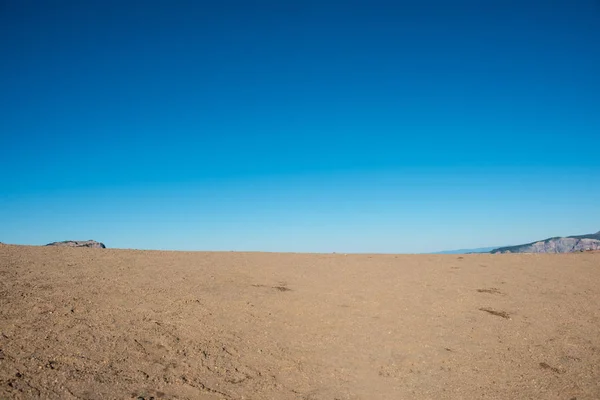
top-left (1, 245), bottom-right (599, 399)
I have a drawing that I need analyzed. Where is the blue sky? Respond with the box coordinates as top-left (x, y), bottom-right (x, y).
top-left (1, 1), bottom-right (599, 253)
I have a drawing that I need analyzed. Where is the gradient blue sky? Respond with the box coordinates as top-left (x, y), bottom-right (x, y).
top-left (1, 1), bottom-right (599, 253)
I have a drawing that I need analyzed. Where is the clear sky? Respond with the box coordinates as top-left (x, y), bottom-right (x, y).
top-left (1, 1), bottom-right (599, 253)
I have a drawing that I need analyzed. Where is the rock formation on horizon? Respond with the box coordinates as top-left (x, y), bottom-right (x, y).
top-left (491, 231), bottom-right (600, 254)
top-left (46, 240), bottom-right (106, 249)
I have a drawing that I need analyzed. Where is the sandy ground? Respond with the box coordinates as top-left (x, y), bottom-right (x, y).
top-left (0, 244), bottom-right (599, 399)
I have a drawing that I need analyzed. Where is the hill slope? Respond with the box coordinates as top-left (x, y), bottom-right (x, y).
top-left (491, 231), bottom-right (600, 253)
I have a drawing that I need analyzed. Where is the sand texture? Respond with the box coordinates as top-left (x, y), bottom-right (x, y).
top-left (1, 245), bottom-right (599, 399)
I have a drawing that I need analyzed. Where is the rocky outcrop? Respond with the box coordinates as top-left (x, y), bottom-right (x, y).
top-left (491, 232), bottom-right (600, 254)
top-left (46, 240), bottom-right (106, 249)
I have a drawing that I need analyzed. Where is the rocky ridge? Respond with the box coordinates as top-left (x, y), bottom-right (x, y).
top-left (491, 231), bottom-right (600, 254)
top-left (45, 240), bottom-right (106, 249)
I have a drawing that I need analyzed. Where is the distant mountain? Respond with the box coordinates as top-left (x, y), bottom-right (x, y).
top-left (490, 231), bottom-right (600, 254)
top-left (46, 240), bottom-right (106, 249)
top-left (432, 246), bottom-right (499, 254)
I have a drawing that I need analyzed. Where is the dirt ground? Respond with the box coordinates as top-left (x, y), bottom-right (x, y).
top-left (0, 244), bottom-right (599, 399)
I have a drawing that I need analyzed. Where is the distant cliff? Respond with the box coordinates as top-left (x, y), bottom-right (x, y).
top-left (491, 231), bottom-right (600, 254)
top-left (46, 240), bottom-right (106, 249)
